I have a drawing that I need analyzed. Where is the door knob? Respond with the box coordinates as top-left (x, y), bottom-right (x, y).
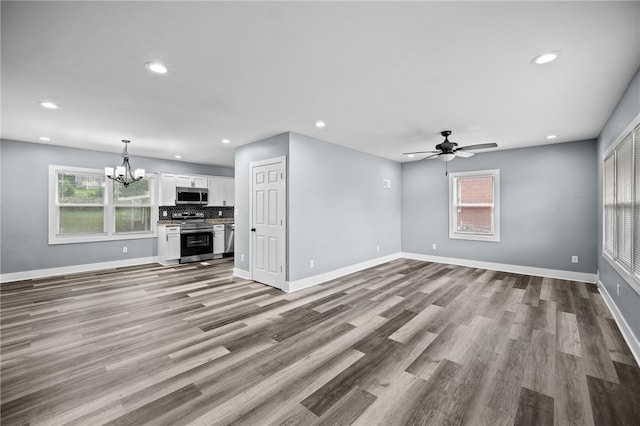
top-left (251, 228), bottom-right (256, 232)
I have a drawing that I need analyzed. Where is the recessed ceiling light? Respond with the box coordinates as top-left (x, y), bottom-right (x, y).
top-left (221, 139), bottom-right (231, 144)
top-left (175, 155), bottom-right (182, 159)
top-left (315, 121), bottom-right (326, 128)
top-left (407, 154), bottom-right (415, 158)
top-left (145, 62), bottom-right (168, 74)
top-left (39, 136), bottom-right (51, 141)
top-left (39, 101), bottom-right (59, 109)
top-left (531, 51), bottom-right (560, 65)
top-left (546, 134), bottom-right (558, 140)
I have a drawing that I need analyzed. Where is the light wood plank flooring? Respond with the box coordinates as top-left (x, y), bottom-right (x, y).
top-left (1, 258), bottom-right (639, 425)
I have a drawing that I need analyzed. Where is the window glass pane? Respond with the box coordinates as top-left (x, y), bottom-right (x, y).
top-left (456, 206), bottom-right (493, 234)
top-left (58, 173), bottom-right (104, 204)
top-left (115, 207), bottom-right (151, 233)
top-left (449, 170), bottom-right (499, 241)
top-left (458, 176), bottom-right (494, 204)
top-left (604, 154), bottom-right (616, 254)
top-left (616, 136), bottom-right (633, 268)
top-left (635, 131), bottom-right (640, 277)
top-left (113, 179), bottom-right (151, 205)
top-left (59, 207), bottom-right (104, 234)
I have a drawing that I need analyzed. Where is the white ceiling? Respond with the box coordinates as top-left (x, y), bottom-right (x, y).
top-left (2, 1), bottom-right (639, 168)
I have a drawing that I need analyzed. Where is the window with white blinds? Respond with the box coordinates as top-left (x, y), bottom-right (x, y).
top-left (604, 154), bottom-right (615, 255)
top-left (603, 124), bottom-right (640, 288)
top-left (635, 136), bottom-right (640, 277)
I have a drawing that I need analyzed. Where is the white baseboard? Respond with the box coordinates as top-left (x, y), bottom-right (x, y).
top-left (233, 268), bottom-right (251, 280)
top-left (401, 252), bottom-right (597, 283)
top-left (0, 257), bottom-right (159, 284)
top-left (1, 252), bottom-right (597, 290)
top-left (284, 253), bottom-right (403, 293)
top-left (597, 280), bottom-right (640, 366)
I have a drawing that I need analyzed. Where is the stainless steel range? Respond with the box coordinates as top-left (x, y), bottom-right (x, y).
top-left (172, 212), bottom-right (214, 263)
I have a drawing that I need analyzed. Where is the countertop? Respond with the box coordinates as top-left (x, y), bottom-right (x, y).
top-left (207, 218), bottom-right (235, 224)
top-left (158, 218), bottom-right (235, 226)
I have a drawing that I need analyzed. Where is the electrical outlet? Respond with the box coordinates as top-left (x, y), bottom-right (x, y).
top-left (162, 210), bottom-right (167, 217)
top-left (310, 260), bottom-right (314, 268)
top-left (241, 254), bottom-right (245, 262)
top-left (571, 256), bottom-right (578, 264)
top-left (432, 243), bottom-right (437, 250)
top-left (218, 210), bottom-right (223, 217)
top-left (376, 245), bottom-right (380, 252)
top-left (122, 247), bottom-right (128, 254)
top-left (617, 284), bottom-right (620, 296)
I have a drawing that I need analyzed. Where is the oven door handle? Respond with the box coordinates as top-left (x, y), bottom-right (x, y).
top-left (180, 229), bottom-right (213, 234)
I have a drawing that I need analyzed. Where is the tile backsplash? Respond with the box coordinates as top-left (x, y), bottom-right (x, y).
top-left (158, 205), bottom-right (234, 220)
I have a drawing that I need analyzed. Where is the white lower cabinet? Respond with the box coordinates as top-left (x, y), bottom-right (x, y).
top-left (158, 225), bottom-right (181, 264)
top-left (213, 225), bottom-right (225, 257)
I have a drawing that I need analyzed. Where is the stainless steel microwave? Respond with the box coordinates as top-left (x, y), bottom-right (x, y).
top-left (175, 187), bottom-right (208, 205)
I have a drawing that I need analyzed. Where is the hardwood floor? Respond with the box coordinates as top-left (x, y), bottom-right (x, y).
top-left (1, 258), bottom-right (639, 425)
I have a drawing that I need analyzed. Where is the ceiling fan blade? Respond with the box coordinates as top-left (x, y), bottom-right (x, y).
top-left (402, 150), bottom-right (440, 155)
top-left (457, 143), bottom-right (498, 151)
top-left (421, 153), bottom-right (440, 160)
top-left (454, 150), bottom-right (474, 158)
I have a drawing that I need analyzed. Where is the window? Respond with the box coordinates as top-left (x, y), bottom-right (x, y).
top-left (56, 171), bottom-right (106, 235)
top-left (603, 123), bottom-right (640, 291)
top-left (113, 179), bottom-right (152, 233)
top-left (49, 166), bottom-right (157, 244)
top-left (449, 169), bottom-right (500, 242)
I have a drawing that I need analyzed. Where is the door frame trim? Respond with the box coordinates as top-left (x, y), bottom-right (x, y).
top-left (249, 155), bottom-right (287, 288)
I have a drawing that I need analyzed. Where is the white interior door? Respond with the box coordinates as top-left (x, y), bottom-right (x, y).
top-left (250, 157), bottom-right (286, 289)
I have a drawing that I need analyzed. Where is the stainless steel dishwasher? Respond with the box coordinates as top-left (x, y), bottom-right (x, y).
top-left (224, 223), bottom-right (234, 254)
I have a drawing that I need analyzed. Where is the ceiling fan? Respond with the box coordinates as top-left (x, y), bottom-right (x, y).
top-left (403, 130), bottom-right (498, 162)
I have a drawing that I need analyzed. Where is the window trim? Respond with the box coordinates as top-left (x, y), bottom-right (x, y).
top-left (602, 113), bottom-right (640, 295)
top-left (49, 165), bottom-right (158, 245)
top-left (448, 169), bottom-right (500, 242)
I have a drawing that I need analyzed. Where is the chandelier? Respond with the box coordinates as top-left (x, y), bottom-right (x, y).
top-left (105, 140), bottom-right (145, 187)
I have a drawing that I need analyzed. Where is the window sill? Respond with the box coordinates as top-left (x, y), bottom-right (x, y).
top-left (449, 232), bottom-right (500, 242)
top-left (49, 231), bottom-right (157, 245)
top-left (603, 252), bottom-right (640, 296)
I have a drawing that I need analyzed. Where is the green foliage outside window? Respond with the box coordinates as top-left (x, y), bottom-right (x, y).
top-left (60, 207), bottom-right (104, 234)
top-left (58, 173), bottom-right (104, 204)
top-left (55, 171), bottom-right (153, 236)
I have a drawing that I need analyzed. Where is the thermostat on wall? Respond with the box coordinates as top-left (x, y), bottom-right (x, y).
top-left (383, 179), bottom-right (391, 189)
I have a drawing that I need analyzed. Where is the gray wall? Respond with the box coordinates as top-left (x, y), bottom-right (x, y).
top-left (234, 133), bottom-right (290, 276)
top-left (233, 132), bottom-right (402, 282)
top-left (402, 139), bottom-right (598, 274)
top-left (288, 132), bottom-right (401, 281)
top-left (596, 67), bottom-right (640, 338)
top-left (0, 139), bottom-right (233, 274)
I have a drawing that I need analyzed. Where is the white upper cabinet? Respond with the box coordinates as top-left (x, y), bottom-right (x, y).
top-left (160, 172), bottom-right (233, 207)
top-left (176, 174), bottom-right (207, 188)
top-left (208, 177), bottom-right (235, 206)
top-left (208, 178), bottom-right (224, 206)
top-left (159, 173), bottom-right (177, 206)
top-left (224, 179), bottom-right (235, 206)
